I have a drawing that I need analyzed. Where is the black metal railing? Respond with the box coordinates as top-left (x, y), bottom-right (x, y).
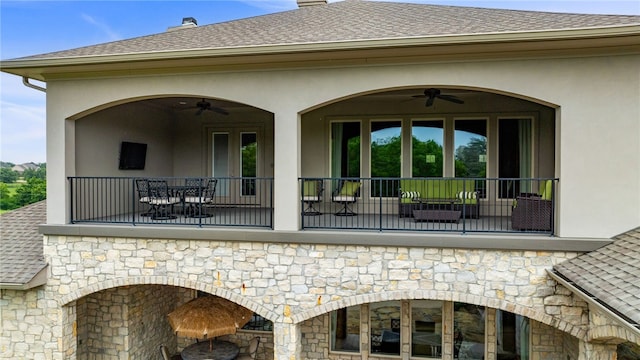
top-left (67, 176), bottom-right (557, 234)
top-left (68, 177), bottom-right (273, 228)
top-left (300, 177), bottom-right (557, 235)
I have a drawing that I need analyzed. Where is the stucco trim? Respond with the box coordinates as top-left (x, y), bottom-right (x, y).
top-left (40, 224), bottom-right (612, 252)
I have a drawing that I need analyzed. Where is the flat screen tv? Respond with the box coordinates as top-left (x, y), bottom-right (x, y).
top-left (118, 141), bottom-right (147, 170)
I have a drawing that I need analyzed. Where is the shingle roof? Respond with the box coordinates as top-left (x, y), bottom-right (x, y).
top-left (0, 200), bottom-right (47, 287)
top-left (553, 227), bottom-right (640, 328)
top-left (11, 0), bottom-right (640, 61)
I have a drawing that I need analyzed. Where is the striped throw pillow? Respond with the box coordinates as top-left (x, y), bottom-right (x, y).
top-left (401, 191), bottom-right (420, 199)
top-left (457, 191), bottom-right (477, 199)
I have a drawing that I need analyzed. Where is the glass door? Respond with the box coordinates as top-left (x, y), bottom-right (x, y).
top-left (212, 132), bottom-right (230, 197)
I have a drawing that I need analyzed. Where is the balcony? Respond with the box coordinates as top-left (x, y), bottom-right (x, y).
top-left (68, 177), bottom-right (557, 235)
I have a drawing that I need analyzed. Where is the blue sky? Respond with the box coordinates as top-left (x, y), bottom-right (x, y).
top-left (1, 0), bottom-right (639, 164)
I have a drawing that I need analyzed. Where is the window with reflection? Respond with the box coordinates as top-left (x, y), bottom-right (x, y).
top-left (331, 122), bottom-right (361, 178)
top-left (412, 120), bottom-right (444, 177)
top-left (455, 120), bottom-right (487, 197)
top-left (371, 121), bottom-right (401, 197)
top-left (411, 300), bottom-right (443, 358)
top-left (496, 310), bottom-right (529, 360)
top-left (370, 301), bottom-right (401, 355)
top-left (241, 132), bottom-right (257, 196)
top-left (330, 306), bottom-right (360, 353)
top-left (454, 303), bottom-right (485, 359)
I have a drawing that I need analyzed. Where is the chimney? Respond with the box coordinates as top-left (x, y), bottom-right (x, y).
top-left (297, 0), bottom-right (327, 7)
top-left (167, 17), bottom-right (198, 32)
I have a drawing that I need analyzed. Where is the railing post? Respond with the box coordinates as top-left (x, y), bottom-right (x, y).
top-left (378, 178), bottom-right (383, 232)
top-left (68, 177), bottom-right (74, 224)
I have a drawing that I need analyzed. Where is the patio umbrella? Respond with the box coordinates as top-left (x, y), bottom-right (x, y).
top-left (167, 296), bottom-right (253, 350)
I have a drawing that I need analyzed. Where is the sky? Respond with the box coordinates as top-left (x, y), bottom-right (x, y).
top-left (1, 0), bottom-right (639, 164)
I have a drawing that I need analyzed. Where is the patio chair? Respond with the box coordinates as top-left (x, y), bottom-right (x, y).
top-left (511, 180), bottom-right (553, 231)
top-left (183, 178), bottom-right (217, 218)
top-left (332, 179), bottom-right (361, 216)
top-left (236, 336), bottom-right (260, 360)
top-left (159, 345), bottom-right (182, 360)
top-left (135, 178), bottom-right (151, 217)
top-left (147, 179), bottom-right (181, 220)
top-left (301, 179), bottom-right (324, 216)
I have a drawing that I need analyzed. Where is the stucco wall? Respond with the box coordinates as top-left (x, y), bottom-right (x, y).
top-left (45, 53), bottom-right (640, 237)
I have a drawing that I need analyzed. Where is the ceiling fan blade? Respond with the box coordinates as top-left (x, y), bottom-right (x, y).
top-left (210, 107), bottom-right (229, 115)
top-left (425, 97), bottom-right (435, 107)
top-left (437, 94), bottom-right (464, 104)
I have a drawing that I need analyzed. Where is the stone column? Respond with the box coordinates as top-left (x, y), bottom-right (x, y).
top-left (273, 321), bottom-right (302, 360)
top-left (578, 341), bottom-right (617, 360)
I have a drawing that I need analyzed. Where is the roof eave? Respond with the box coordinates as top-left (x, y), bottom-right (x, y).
top-left (547, 269), bottom-right (640, 339)
top-left (2, 24), bottom-right (639, 81)
top-left (0, 264), bottom-right (48, 291)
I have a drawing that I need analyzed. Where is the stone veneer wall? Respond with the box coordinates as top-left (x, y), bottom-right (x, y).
top-left (3, 235), bottom-right (632, 359)
top-left (75, 284), bottom-right (178, 359)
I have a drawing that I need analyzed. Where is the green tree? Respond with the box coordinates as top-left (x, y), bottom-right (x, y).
top-left (0, 183), bottom-right (17, 210)
top-left (412, 137), bottom-right (443, 177)
top-left (23, 165), bottom-right (46, 180)
top-left (14, 178), bottom-right (46, 207)
top-left (0, 168), bottom-right (19, 183)
top-left (455, 137), bottom-right (487, 178)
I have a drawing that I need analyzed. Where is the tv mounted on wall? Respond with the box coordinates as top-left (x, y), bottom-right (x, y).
top-left (118, 141), bottom-right (147, 170)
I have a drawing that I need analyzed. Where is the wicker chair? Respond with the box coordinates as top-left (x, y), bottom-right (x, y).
top-left (511, 196), bottom-right (552, 231)
top-left (511, 180), bottom-right (554, 231)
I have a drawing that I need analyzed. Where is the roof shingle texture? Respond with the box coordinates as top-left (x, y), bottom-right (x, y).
top-left (554, 227), bottom-right (640, 326)
top-left (12, 0), bottom-right (640, 61)
top-left (0, 200), bottom-right (47, 285)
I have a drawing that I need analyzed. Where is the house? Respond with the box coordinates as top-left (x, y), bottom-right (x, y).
top-left (1, 0), bottom-right (639, 358)
top-left (10, 162), bottom-right (39, 173)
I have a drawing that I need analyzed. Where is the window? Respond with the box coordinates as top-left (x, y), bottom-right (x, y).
top-left (454, 120), bottom-right (487, 178)
top-left (455, 119), bottom-right (487, 197)
top-left (411, 300), bottom-right (443, 358)
top-left (498, 118), bottom-right (532, 198)
top-left (331, 121), bottom-right (361, 178)
top-left (370, 301), bottom-right (401, 355)
top-left (330, 306), bottom-right (360, 352)
top-left (241, 313), bottom-right (273, 332)
top-left (496, 310), bottom-right (529, 360)
top-left (454, 303), bottom-right (485, 360)
top-left (371, 120), bottom-right (401, 197)
top-left (412, 120), bottom-right (444, 177)
top-left (212, 132), bottom-right (230, 196)
top-left (241, 132), bottom-right (257, 196)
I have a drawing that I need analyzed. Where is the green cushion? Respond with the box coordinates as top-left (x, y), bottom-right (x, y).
top-left (303, 181), bottom-right (318, 196)
top-left (339, 181), bottom-right (361, 196)
top-left (539, 180), bottom-right (553, 200)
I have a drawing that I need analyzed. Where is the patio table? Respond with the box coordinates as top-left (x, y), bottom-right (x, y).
top-left (181, 340), bottom-right (239, 360)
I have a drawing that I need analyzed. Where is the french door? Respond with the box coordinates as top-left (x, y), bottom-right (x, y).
top-left (211, 130), bottom-right (259, 204)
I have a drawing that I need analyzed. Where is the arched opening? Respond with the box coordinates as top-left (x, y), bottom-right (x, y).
top-left (73, 284), bottom-right (272, 360)
top-left (299, 86), bottom-right (558, 234)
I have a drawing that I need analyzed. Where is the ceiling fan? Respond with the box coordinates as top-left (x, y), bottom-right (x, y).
top-left (195, 98), bottom-right (229, 116)
top-left (412, 88), bottom-right (464, 107)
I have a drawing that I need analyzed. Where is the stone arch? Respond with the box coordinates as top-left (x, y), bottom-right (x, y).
top-left (292, 289), bottom-right (587, 341)
top-left (57, 275), bottom-right (278, 323)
